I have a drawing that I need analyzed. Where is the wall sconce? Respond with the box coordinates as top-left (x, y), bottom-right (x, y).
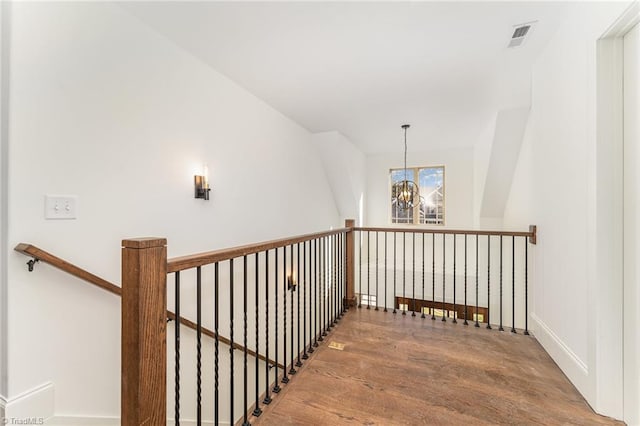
top-left (194, 164), bottom-right (211, 200)
top-left (287, 275), bottom-right (297, 292)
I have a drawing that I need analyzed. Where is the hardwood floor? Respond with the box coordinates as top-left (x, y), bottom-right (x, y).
top-left (254, 309), bottom-right (621, 425)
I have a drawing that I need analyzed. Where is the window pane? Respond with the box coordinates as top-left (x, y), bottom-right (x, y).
top-left (418, 167), bottom-right (444, 225)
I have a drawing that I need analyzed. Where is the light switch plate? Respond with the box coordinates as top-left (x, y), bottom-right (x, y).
top-left (45, 195), bottom-right (78, 220)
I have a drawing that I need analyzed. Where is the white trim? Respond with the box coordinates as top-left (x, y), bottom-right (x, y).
top-left (5, 382), bottom-right (54, 420)
top-left (531, 314), bottom-right (589, 394)
top-left (601, 1), bottom-right (640, 39)
top-left (44, 417), bottom-right (119, 426)
top-left (594, 1), bottom-right (640, 421)
top-left (47, 418), bottom-right (220, 426)
top-left (0, 0), bottom-right (10, 402)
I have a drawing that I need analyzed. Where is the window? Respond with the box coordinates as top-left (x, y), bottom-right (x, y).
top-left (390, 166), bottom-right (444, 225)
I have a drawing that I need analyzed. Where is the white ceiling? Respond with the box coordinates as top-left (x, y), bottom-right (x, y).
top-left (121, 1), bottom-right (570, 154)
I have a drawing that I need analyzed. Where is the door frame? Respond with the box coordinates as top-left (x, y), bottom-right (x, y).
top-left (595, 2), bottom-right (640, 421)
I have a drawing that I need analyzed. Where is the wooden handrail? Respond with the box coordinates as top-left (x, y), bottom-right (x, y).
top-left (167, 226), bottom-right (351, 273)
top-left (14, 243), bottom-right (283, 369)
top-left (354, 226), bottom-right (537, 243)
top-left (15, 243), bottom-right (122, 295)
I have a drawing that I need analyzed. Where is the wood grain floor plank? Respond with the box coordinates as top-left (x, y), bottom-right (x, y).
top-left (253, 309), bottom-right (620, 425)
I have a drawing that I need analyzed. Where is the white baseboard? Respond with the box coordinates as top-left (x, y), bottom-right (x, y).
top-left (531, 314), bottom-right (590, 396)
top-left (4, 382), bottom-right (54, 421)
top-left (3, 383), bottom-right (225, 426)
top-left (45, 416), bottom-right (119, 425)
top-left (47, 417), bottom-right (218, 425)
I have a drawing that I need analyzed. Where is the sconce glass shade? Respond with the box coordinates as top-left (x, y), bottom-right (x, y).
top-left (194, 175), bottom-right (210, 200)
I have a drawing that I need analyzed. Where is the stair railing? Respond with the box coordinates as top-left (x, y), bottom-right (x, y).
top-left (121, 220), bottom-right (355, 425)
top-left (352, 225), bottom-right (537, 333)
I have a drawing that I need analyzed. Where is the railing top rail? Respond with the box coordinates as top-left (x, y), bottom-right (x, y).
top-left (167, 226), bottom-right (352, 273)
top-left (353, 226), bottom-right (536, 239)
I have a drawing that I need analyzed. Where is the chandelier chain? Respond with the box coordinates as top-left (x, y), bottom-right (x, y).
top-left (404, 126), bottom-right (408, 182)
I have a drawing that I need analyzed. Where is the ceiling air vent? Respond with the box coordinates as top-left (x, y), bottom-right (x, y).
top-left (508, 22), bottom-right (536, 48)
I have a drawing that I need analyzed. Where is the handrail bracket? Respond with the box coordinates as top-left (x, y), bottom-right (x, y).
top-left (26, 258), bottom-right (39, 272)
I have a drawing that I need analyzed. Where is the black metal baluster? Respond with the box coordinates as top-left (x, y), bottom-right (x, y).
top-left (175, 271), bottom-right (181, 426)
top-left (464, 235), bottom-right (468, 325)
top-left (338, 233), bottom-right (343, 315)
top-left (214, 265), bottom-right (219, 424)
top-left (229, 260), bottom-right (235, 425)
top-left (339, 233), bottom-right (342, 316)
top-left (499, 236), bottom-right (504, 332)
top-left (253, 253), bottom-right (262, 417)
top-left (328, 235), bottom-right (333, 324)
top-left (326, 236), bottom-right (332, 329)
top-left (375, 232), bottom-right (379, 310)
top-left (453, 236), bottom-right (457, 324)
top-left (340, 232), bottom-right (349, 316)
top-left (475, 235), bottom-right (479, 327)
top-left (196, 267), bottom-right (202, 426)
top-left (331, 234), bottom-right (335, 323)
top-left (273, 249), bottom-right (281, 394)
top-left (318, 237), bottom-right (327, 342)
top-left (487, 236), bottom-right (491, 330)
top-left (327, 235), bottom-right (331, 329)
top-left (312, 238), bottom-right (318, 349)
top-left (303, 241), bottom-right (309, 360)
top-left (511, 236), bottom-right (516, 333)
top-left (330, 235), bottom-right (334, 324)
top-left (402, 232), bottom-right (406, 315)
top-left (263, 251), bottom-right (272, 405)
top-left (333, 234), bottom-right (337, 323)
top-left (291, 243), bottom-right (304, 374)
top-left (334, 234), bottom-right (338, 322)
top-left (421, 233), bottom-right (425, 319)
top-left (442, 234), bottom-right (446, 322)
top-left (242, 256), bottom-right (249, 426)
top-left (282, 245), bottom-right (289, 384)
top-left (309, 238), bottom-right (320, 352)
top-left (412, 233), bottom-right (416, 317)
top-left (431, 233), bottom-right (435, 320)
top-left (358, 231), bottom-right (362, 309)
top-left (524, 239), bottom-right (529, 335)
top-left (335, 234), bottom-right (339, 321)
top-left (319, 237), bottom-right (323, 333)
top-left (384, 232), bottom-right (388, 312)
top-left (367, 231), bottom-right (370, 310)
top-left (290, 244), bottom-right (297, 372)
top-left (393, 232), bottom-right (397, 314)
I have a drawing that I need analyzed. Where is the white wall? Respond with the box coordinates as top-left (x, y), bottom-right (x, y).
top-left (367, 147), bottom-right (474, 229)
top-left (311, 131), bottom-right (366, 225)
top-left (0, 0), bottom-right (8, 416)
top-left (4, 2), bottom-right (339, 420)
top-left (502, 0), bottom-right (634, 419)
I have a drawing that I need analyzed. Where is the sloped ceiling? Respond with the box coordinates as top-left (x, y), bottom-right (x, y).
top-left (480, 107), bottom-right (530, 219)
top-left (121, 1), bottom-right (568, 153)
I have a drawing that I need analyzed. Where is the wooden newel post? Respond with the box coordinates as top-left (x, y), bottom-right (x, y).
top-left (121, 238), bottom-right (167, 425)
top-left (344, 219), bottom-right (357, 308)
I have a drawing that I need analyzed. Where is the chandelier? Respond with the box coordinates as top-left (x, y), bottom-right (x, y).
top-left (392, 124), bottom-right (419, 211)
